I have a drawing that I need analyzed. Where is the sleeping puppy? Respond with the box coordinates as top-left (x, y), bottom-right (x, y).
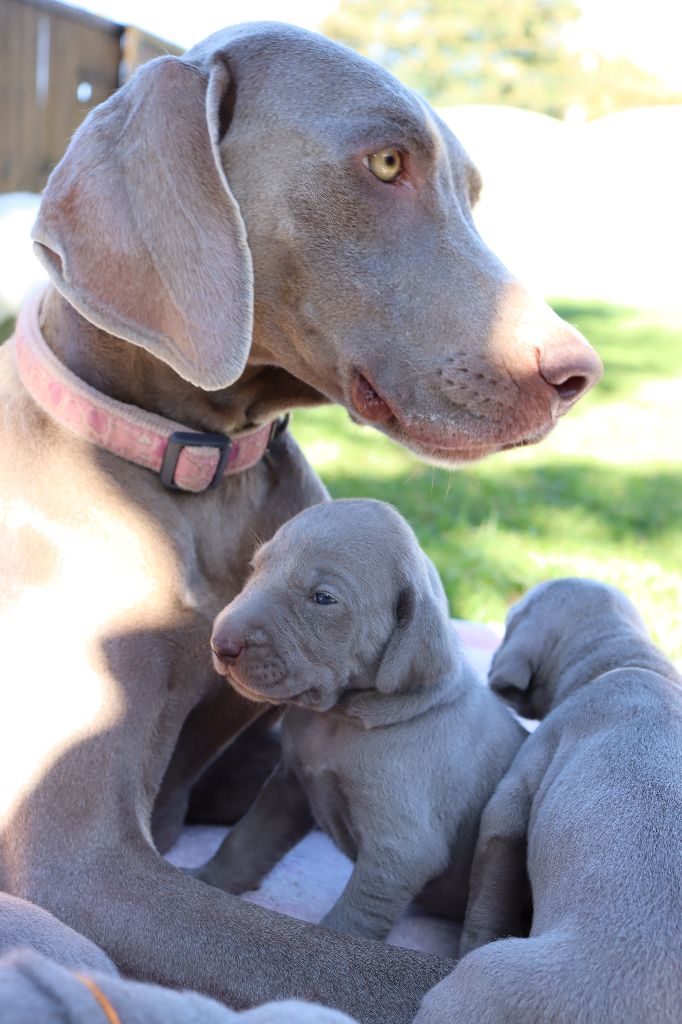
top-left (196, 499), bottom-right (526, 942)
top-left (416, 577), bottom-right (682, 1024)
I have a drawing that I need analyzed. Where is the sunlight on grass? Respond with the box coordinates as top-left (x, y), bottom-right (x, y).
top-left (292, 302), bottom-right (682, 661)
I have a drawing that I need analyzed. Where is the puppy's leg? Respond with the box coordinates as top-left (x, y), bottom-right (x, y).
top-left (459, 773), bottom-right (533, 957)
top-left (194, 764), bottom-right (313, 893)
top-left (322, 844), bottom-right (442, 941)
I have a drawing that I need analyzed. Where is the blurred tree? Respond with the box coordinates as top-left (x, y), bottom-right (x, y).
top-left (323, 0), bottom-right (682, 119)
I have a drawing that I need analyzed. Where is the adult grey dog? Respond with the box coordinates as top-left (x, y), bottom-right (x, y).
top-left (199, 499), bottom-right (525, 943)
top-left (416, 578), bottom-right (682, 1024)
top-left (0, 20), bottom-right (601, 1022)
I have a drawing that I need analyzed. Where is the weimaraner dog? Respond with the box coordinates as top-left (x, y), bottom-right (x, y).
top-left (416, 578), bottom-right (682, 1023)
top-left (0, 20), bottom-right (601, 1023)
top-left (197, 499), bottom-right (525, 942)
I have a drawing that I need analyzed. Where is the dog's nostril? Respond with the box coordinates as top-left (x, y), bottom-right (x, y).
top-left (538, 328), bottom-right (603, 405)
top-left (553, 375), bottom-right (588, 402)
top-left (211, 636), bottom-right (244, 663)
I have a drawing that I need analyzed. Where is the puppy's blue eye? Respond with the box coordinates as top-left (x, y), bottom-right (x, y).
top-left (313, 591), bottom-right (337, 605)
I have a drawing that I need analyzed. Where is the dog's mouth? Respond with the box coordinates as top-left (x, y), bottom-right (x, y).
top-left (349, 370), bottom-right (548, 463)
top-left (220, 663), bottom-right (325, 709)
top-left (350, 372), bottom-right (395, 426)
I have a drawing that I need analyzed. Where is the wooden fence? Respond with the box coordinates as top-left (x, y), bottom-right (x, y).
top-left (0, 0), bottom-right (181, 194)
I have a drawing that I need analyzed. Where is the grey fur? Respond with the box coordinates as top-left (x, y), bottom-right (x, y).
top-left (0, 896), bottom-right (116, 976)
top-left (0, 949), bottom-right (356, 1023)
top-left (415, 578), bottom-right (682, 1023)
top-left (2, 20), bottom-right (600, 1020)
top-left (198, 499), bottom-right (526, 942)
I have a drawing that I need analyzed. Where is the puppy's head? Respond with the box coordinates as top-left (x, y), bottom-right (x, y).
top-left (210, 499), bottom-right (455, 711)
top-left (489, 578), bottom-right (648, 718)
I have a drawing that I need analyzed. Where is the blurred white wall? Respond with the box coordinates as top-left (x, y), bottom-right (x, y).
top-left (0, 193), bottom-right (45, 318)
top-left (2, 104), bottom-right (681, 317)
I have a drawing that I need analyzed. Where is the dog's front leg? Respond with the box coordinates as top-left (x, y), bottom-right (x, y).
top-left (193, 764), bottom-right (313, 893)
top-left (459, 774), bottom-right (533, 957)
top-left (321, 844), bottom-right (443, 942)
top-left (27, 835), bottom-right (451, 1024)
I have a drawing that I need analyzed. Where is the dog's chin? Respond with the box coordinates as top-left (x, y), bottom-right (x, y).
top-left (405, 425), bottom-right (554, 467)
top-left (223, 672), bottom-right (285, 705)
top-left (223, 669), bottom-right (334, 710)
top-left (345, 370), bottom-right (554, 466)
top-left (362, 419), bottom-right (553, 468)
top-left (398, 434), bottom-right (502, 466)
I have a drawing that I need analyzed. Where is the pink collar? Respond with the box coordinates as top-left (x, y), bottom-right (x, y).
top-left (12, 289), bottom-right (285, 493)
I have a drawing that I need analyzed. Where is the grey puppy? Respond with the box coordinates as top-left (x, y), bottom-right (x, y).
top-left (198, 499), bottom-right (526, 942)
top-left (416, 577), bottom-right (682, 1024)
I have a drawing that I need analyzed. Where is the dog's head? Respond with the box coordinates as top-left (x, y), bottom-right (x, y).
top-left (33, 23), bottom-right (601, 463)
top-left (210, 499), bottom-right (455, 711)
top-left (488, 578), bottom-right (649, 718)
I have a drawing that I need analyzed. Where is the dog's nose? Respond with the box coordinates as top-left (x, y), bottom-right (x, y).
top-left (211, 634), bottom-right (245, 664)
top-left (538, 326), bottom-right (603, 406)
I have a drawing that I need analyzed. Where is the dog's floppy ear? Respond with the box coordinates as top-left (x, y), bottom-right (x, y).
top-left (375, 557), bottom-right (454, 694)
top-left (488, 610), bottom-right (548, 720)
top-left (488, 627), bottom-right (535, 697)
top-left (32, 56), bottom-right (252, 390)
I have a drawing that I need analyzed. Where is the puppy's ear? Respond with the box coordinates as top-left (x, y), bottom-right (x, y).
top-left (488, 613), bottom-right (550, 721)
top-left (488, 627), bottom-right (535, 697)
top-left (375, 559), bottom-right (454, 694)
top-left (32, 56), bottom-right (252, 391)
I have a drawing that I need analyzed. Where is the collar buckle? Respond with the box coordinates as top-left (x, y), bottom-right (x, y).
top-left (268, 413), bottom-right (290, 449)
top-left (160, 431), bottom-right (232, 492)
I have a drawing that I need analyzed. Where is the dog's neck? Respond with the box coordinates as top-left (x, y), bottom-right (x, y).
top-left (547, 625), bottom-right (679, 713)
top-left (39, 286), bottom-right (327, 435)
top-left (332, 661), bottom-right (473, 730)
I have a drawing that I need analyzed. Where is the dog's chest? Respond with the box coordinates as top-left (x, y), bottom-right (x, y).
top-left (283, 711), bottom-right (362, 861)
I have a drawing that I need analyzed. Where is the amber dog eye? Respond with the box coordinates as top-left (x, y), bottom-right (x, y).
top-left (313, 591), bottom-right (337, 605)
top-left (364, 147), bottom-right (403, 183)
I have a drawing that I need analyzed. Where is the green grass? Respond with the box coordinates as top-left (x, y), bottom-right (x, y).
top-left (291, 300), bottom-right (682, 661)
top-left (3, 300), bottom-right (680, 658)
top-left (0, 317), bottom-right (15, 344)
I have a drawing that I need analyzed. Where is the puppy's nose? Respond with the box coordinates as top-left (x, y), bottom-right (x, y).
top-left (211, 634), bottom-right (245, 664)
top-left (538, 326), bottom-right (603, 406)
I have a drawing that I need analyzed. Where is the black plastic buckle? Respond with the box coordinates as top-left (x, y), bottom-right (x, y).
top-left (268, 413), bottom-right (290, 449)
top-left (160, 431), bottom-right (232, 492)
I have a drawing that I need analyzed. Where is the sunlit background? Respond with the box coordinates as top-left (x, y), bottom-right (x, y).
top-left (1, 0), bottom-right (680, 658)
